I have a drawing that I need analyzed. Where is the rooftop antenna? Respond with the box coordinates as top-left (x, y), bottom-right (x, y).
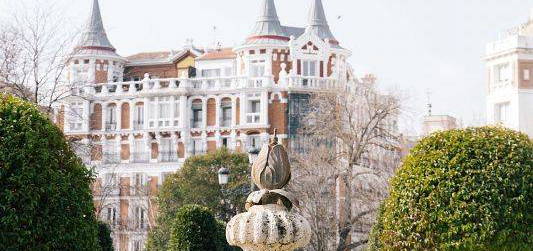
top-left (426, 89), bottom-right (433, 116)
top-left (212, 25), bottom-right (218, 50)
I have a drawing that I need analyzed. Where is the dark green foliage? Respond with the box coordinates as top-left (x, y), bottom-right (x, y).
top-left (98, 222), bottom-right (114, 251)
top-left (0, 95), bottom-right (99, 250)
top-left (146, 148), bottom-right (248, 250)
top-left (369, 127), bottom-right (533, 250)
top-left (168, 205), bottom-right (230, 251)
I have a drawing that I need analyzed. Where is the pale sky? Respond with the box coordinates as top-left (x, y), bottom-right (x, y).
top-left (2, 0), bottom-right (532, 135)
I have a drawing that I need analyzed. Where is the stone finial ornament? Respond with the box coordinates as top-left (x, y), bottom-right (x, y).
top-left (226, 130), bottom-right (311, 251)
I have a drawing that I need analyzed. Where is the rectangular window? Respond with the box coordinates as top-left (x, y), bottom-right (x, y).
top-left (134, 105), bottom-right (144, 130)
top-left (192, 139), bottom-right (203, 155)
top-left (246, 98), bottom-right (261, 124)
top-left (222, 138), bottom-right (228, 148)
top-left (251, 60), bottom-right (265, 77)
top-left (302, 61), bottom-right (317, 77)
top-left (495, 102), bottom-right (510, 124)
top-left (495, 63), bottom-right (510, 82)
top-left (524, 69), bottom-right (530, 81)
top-left (159, 138), bottom-right (175, 162)
top-left (191, 103), bottom-right (202, 128)
top-left (201, 69), bottom-right (221, 78)
top-left (69, 102), bottom-right (84, 131)
top-left (224, 67), bottom-right (233, 76)
top-left (135, 206), bottom-right (146, 229)
top-left (132, 139), bottom-right (147, 163)
top-left (248, 136), bottom-right (261, 148)
top-left (250, 100), bottom-right (260, 113)
top-left (158, 97), bottom-right (171, 127)
top-left (221, 100), bottom-right (232, 127)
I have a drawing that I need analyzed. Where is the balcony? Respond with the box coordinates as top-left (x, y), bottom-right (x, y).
top-left (110, 219), bottom-right (150, 232)
top-left (102, 153), bottom-right (120, 164)
top-left (132, 152), bottom-right (149, 163)
top-left (246, 113), bottom-right (260, 124)
top-left (159, 151), bottom-right (178, 162)
top-left (105, 122), bottom-right (117, 132)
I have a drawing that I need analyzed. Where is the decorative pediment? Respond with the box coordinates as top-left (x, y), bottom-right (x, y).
top-left (289, 29), bottom-right (330, 59)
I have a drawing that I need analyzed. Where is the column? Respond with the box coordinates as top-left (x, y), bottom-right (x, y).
top-left (261, 91), bottom-right (269, 125)
top-left (129, 100), bottom-right (135, 131)
top-left (241, 93), bottom-right (247, 125)
top-left (170, 133), bottom-right (178, 161)
top-left (128, 134), bottom-right (134, 163)
top-left (202, 98), bottom-right (207, 128)
top-left (179, 96), bottom-right (188, 129)
top-left (116, 101), bottom-right (122, 131)
top-left (101, 102), bottom-right (108, 132)
top-left (215, 96), bottom-right (221, 128)
top-left (143, 97), bottom-right (150, 130)
top-left (231, 96), bottom-right (237, 127)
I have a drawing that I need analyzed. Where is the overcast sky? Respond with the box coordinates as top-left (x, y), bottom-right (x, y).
top-left (2, 0), bottom-right (532, 135)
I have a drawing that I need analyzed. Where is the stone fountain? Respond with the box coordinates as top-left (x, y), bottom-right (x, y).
top-left (226, 131), bottom-right (311, 251)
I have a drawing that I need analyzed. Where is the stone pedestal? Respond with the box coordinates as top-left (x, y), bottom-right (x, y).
top-left (226, 204), bottom-right (311, 251)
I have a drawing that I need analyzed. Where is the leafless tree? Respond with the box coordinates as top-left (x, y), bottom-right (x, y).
top-left (0, 0), bottom-right (78, 111)
top-left (290, 79), bottom-right (403, 250)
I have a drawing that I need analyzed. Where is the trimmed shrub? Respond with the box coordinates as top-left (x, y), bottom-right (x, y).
top-left (0, 95), bottom-right (99, 250)
top-left (168, 205), bottom-right (230, 251)
top-left (369, 127), bottom-right (532, 250)
top-left (147, 148), bottom-right (249, 250)
top-left (98, 222), bottom-right (114, 251)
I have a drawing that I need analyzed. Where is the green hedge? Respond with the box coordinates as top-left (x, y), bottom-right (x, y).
top-left (98, 221), bottom-right (114, 251)
top-left (369, 127), bottom-right (532, 250)
top-left (168, 205), bottom-right (230, 251)
top-left (0, 95), bottom-right (99, 250)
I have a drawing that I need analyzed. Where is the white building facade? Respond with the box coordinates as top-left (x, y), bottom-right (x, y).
top-left (486, 9), bottom-right (533, 138)
top-left (55, 0), bottom-right (356, 250)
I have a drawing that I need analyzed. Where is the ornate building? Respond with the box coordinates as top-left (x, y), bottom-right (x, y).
top-left (55, 0), bottom-right (354, 250)
top-left (485, 8), bottom-right (533, 138)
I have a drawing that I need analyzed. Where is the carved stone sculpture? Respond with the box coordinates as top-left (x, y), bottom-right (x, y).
top-left (226, 130), bottom-right (311, 251)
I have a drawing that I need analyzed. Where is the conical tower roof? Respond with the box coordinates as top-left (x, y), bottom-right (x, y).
top-left (307, 0), bottom-right (338, 44)
top-left (77, 0), bottom-right (116, 52)
top-left (247, 0), bottom-right (288, 42)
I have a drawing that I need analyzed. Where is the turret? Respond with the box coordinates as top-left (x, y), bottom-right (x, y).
top-left (245, 0), bottom-right (289, 44)
top-left (306, 0), bottom-right (338, 45)
top-left (69, 0), bottom-right (125, 86)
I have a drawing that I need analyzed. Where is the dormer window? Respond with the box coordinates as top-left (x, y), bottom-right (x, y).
top-left (84, 59), bottom-right (90, 64)
top-left (74, 60), bottom-right (79, 64)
